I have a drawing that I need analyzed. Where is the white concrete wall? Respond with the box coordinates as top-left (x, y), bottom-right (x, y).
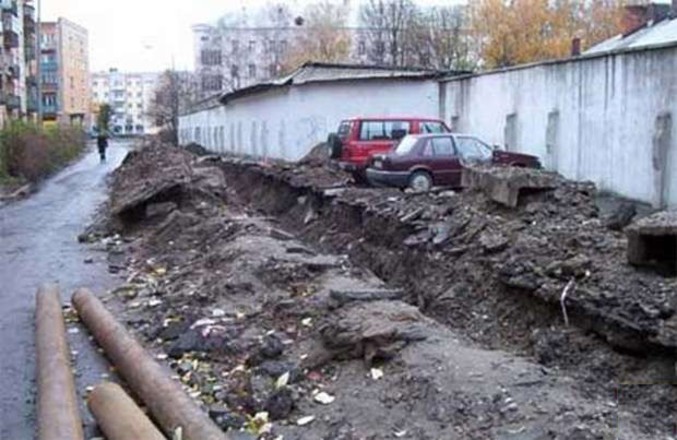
top-left (179, 78), bottom-right (440, 162)
top-left (180, 45), bottom-right (677, 207)
top-left (441, 46), bottom-right (677, 208)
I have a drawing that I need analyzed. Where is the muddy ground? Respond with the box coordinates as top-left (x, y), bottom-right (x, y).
top-left (83, 142), bottom-right (676, 439)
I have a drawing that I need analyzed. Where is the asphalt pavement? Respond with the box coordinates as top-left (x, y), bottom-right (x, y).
top-left (0, 140), bottom-right (129, 438)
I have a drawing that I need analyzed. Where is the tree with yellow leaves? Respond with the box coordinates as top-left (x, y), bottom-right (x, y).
top-left (281, 1), bottom-right (352, 73)
top-left (470, 0), bottom-right (626, 68)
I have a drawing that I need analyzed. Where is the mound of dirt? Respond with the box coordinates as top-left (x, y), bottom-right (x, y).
top-left (108, 142), bottom-right (226, 227)
top-left (298, 142), bottom-right (330, 166)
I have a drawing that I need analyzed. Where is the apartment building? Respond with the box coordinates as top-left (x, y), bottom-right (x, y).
top-left (91, 69), bottom-right (160, 136)
top-left (39, 17), bottom-right (90, 124)
top-left (0, 0), bottom-right (37, 125)
top-left (193, 25), bottom-right (384, 98)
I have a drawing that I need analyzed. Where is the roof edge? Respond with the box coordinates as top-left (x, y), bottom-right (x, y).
top-left (439, 39), bottom-right (677, 83)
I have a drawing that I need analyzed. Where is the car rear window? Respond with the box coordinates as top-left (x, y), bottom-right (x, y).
top-left (359, 121), bottom-right (411, 141)
top-left (420, 121), bottom-right (447, 134)
top-left (338, 121), bottom-right (353, 140)
top-left (394, 136), bottom-right (419, 155)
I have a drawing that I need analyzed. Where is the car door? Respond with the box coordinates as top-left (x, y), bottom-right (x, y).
top-left (430, 136), bottom-right (463, 187)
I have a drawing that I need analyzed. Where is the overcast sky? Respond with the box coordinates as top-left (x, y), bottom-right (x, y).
top-left (42, 0), bottom-right (457, 74)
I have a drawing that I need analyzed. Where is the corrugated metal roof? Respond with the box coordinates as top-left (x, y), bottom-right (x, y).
top-left (586, 17), bottom-right (677, 54)
top-left (219, 62), bottom-right (451, 105)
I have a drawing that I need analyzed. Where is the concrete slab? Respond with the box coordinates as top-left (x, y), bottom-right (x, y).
top-left (461, 166), bottom-right (558, 208)
top-left (626, 211), bottom-right (677, 275)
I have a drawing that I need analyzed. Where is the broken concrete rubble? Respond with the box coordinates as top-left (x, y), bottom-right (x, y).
top-left (462, 165), bottom-right (559, 207)
top-left (627, 211), bottom-right (677, 275)
top-left (86, 143), bottom-right (677, 439)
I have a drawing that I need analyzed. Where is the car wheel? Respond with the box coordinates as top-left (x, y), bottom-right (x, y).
top-left (409, 171), bottom-right (432, 192)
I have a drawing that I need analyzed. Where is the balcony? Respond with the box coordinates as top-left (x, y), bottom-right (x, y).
top-left (23, 15), bottom-right (35, 34)
top-left (0, 0), bottom-right (18, 16)
top-left (41, 60), bottom-right (58, 72)
top-left (23, 3), bottom-right (34, 19)
top-left (24, 45), bottom-right (36, 60)
top-left (42, 102), bottom-right (58, 116)
top-left (42, 81), bottom-right (58, 93)
top-left (26, 92), bottom-right (38, 113)
top-left (8, 64), bottom-right (19, 78)
top-left (3, 30), bottom-right (19, 49)
top-left (6, 93), bottom-right (20, 110)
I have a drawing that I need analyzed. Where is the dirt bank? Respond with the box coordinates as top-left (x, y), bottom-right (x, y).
top-left (88, 143), bottom-right (676, 439)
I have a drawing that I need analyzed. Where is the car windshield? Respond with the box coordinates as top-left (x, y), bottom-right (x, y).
top-left (420, 121), bottom-right (448, 134)
top-left (394, 136), bottom-right (419, 155)
top-left (455, 136), bottom-right (493, 161)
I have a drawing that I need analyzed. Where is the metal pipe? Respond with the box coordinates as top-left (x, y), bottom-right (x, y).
top-left (72, 288), bottom-right (227, 440)
top-left (35, 284), bottom-right (84, 440)
top-left (87, 382), bottom-right (166, 440)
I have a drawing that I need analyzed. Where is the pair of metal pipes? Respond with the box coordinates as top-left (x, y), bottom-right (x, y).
top-left (36, 285), bottom-right (227, 440)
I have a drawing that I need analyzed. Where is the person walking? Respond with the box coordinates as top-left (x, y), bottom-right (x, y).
top-left (97, 130), bottom-right (109, 163)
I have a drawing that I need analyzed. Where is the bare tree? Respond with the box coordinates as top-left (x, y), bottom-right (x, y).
top-left (148, 70), bottom-right (199, 144)
top-left (257, 3), bottom-right (296, 76)
top-left (410, 5), bottom-right (476, 71)
top-left (359, 0), bottom-right (418, 66)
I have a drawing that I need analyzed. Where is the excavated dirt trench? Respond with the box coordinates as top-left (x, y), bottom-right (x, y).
top-left (222, 162), bottom-right (675, 352)
top-left (218, 159), bottom-right (677, 437)
top-left (88, 145), bottom-right (677, 439)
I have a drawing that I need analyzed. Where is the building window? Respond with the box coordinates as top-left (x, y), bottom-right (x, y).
top-left (230, 65), bottom-right (239, 78)
top-left (358, 40), bottom-right (366, 56)
top-left (248, 64), bottom-right (256, 78)
top-left (279, 40), bottom-right (287, 53)
top-left (42, 72), bottom-right (58, 84)
top-left (375, 40), bottom-right (385, 54)
top-left (268, 64), bottom-right (277, 77)
top-left (201, 74), bottom-right (223, 91)
top-left (43, 94), bottom-right (56, 107)
top-left (232, 39), bottom-right (239, 52)
top-left (249, 40), bottom-right (256, 51)
top-left (201, 50), bottom-right (222, 66)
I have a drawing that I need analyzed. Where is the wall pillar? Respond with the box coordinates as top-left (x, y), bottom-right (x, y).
top-left (652, 112), bottom-right (672, 209)
top-left (546, 110), bottom-right (560, 171)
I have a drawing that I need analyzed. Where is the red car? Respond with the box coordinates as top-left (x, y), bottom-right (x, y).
top-left (366, 133), bottom-right (541, 191)
top-left (327, 116), bottom-right (451, 171)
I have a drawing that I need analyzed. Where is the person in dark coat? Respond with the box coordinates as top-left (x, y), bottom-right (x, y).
top-left (97, 131), bottom-right (109, 162)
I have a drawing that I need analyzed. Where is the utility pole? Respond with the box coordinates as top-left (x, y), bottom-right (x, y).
top-left (35, 0), bottom-right (42, 126)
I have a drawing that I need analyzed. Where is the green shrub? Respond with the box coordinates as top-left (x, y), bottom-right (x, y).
top-left (0, 121), bottom-right (86, 182)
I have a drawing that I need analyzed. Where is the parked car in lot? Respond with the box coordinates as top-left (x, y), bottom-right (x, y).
top-left (327, 116), bottom-right (451, 172)
top-left (366, 133), bottom-right (541, 191)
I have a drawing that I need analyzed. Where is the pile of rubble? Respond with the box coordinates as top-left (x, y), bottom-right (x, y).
top-left (87, 143), bottom-right (676, 439)
top-left (225, 160), bottom-right (677, 355)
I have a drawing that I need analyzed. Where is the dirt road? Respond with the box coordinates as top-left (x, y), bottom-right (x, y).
top-left (0, 141), bottom-right (128, 438)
